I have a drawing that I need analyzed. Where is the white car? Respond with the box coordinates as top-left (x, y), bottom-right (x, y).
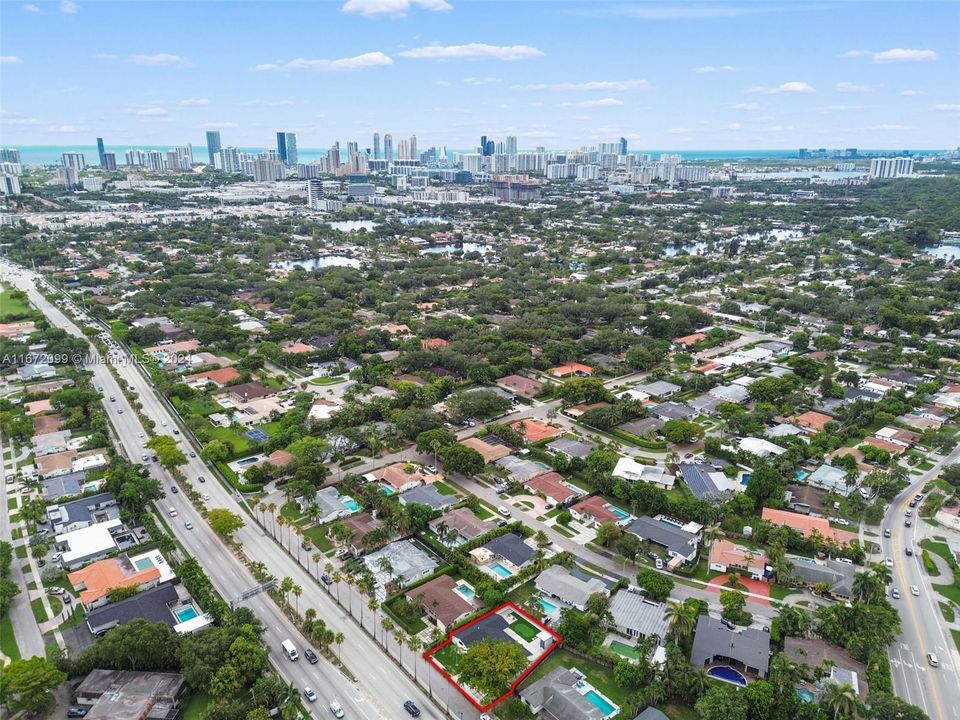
top-left (329, 701), bottom-right (344, 718)
top-left (202, 493), bottom-right (210, 501)
top-left (910, 585), bottom-right (920, 596)
top-left (884, 557), bottom-right (893, 568)
top-left (304, 687), bottom-right (317, 703)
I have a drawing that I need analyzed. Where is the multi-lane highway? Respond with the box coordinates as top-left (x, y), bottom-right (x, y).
top-left (882, 443), bottom-right (960, 720)
top-left (1, 262), bottom-right (462, 720)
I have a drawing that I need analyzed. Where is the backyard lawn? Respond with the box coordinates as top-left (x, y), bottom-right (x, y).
top-left (520, 648), bottom-right (627, 706)
top-left (508, 614), bottom-right (540, 642)
top-left (432, 642), bottom-right (464, 674)
top-left (608, 640), bottom-right (641, 660)
top-left (302, 525), bottom-right (335, 553)
top-left (182, 692), bottom-right (213, 720)
top-left (432, 481), bottom-right (459, 496)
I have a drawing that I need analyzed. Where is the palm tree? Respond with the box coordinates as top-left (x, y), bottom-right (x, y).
top-left (334, 632), bottom-right (345, 662)
top-left (726, 572), bottom-right (746, 591)
top-left (663, 600), bottom-right (698, 644)
top-left (267, 502), bottom-right (277, 534)
top-left (643, 681), bottom-right (666, 707)
top-left (257, 502), bottom-right (267, 525)
top-left (305, 608), bottom-right (317, 624)
top-left (332, 571), bottom-right (342, 604)
top-left (344, 572), bottom-right (356, 616)
top-left (312, 552), bottom-right (323, 580)
top-left (357, 578), bottom-right (372, 625)
top-left (368, 598), bottom-right (380, 636)
top-left (870, 561), bottom-right (893, 586)
top-left (292, 525), bottom-right (302, 562)
top-left (280, 576), bottom-right (294, 607)
top-left (394, 629), bottom-right (406, 664)
top-left (852, 570), bottom-right (882, 604)
top-left (292, 584), bottom-right (302, 615)
top-left (407, 636), bottom-right (423, 681)
top-left (821, 681), bottom-right (858, 720)
top-left (381, 617), bottom-right (394, 647)
top-left (534, 530), bottom-right (550, 548)
top-left (276, 516), bottom-right (288, 548)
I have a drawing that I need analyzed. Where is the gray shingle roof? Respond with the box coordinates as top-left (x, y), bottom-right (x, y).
top-left (626, 516), bottom-right (698, 559)
top-left (85, 582), bottom-right (179, 634)
top-left (483, 533), bottom-right (535, 567)
top-left (608, 591), bottom-right (669, 640)
top-left (691, 615), bottom-right (771, 676)
top-left (535, 565), bottom-right (607, 609)
top-left (519, 667), bottom-right (606, 720)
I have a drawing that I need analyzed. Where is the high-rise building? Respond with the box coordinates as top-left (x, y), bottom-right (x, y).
top-left (619, 137), bottom-right (628, 156)
top-left (410, 135), bottom-right (418, 160)
top-left (307, 178), bottom-right (324, 209)
top-left (62, 152), bottom-right (86, 170)
top-left (870, 157), bottom-right (914, 179)
top-left (252, 158), bottom-right (285, 181)
top-left (506, 136), bottom-right (518, 156)
top-left (347, 141), bottom-right (359, 158)
top-left (125, 149), bottom-right (146, 167)
top-left (0, 149), bottom-right (21, 164)
top-left (147, 151), bottom-right (166, 171)
top-left (176, 145), bottom-right (194, 166)
top-left (373, 133), bottom-right (381, 160)
top-left (480, 135), bottom-right (489, 156)
top-left (96, 137), bottom-right (106, 167)
top-left (297, 163), bottom-right (321, 179)
top-left (0, 175), bottom-right (21, 195)
top-left (57, 166), bottom-right (79, 189)
top-left (397, 139), bottom-right (410, 160)
top-left (462, 153), bottom-right (483, 174)
top-left (214, 147), bottom-right (241, 173)
top-left (490, 174), bottom-right (543, 202)
top-left (206, 131), bottom-right (222, 165)
top-left (276, 132), bottom-right (298, 164)
top-left (383, 134), bottom-right (393, 161)
top-left (166, 150), bottom-right (181, 171)
top-left (277, 132), bottom-right (287, 163)
top-left (102, 153), bottom-right (117, 171)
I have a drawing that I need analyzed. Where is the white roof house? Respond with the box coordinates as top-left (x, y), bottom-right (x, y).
top-left (738, 437), bottom-right (787, 457)
top-left (612, 457), bottom-right (673, 490)
top-left (55, 518), bottom-right (124, 569)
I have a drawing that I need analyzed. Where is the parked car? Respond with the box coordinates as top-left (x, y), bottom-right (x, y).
top-left (67, 708), bottom-right (88, 717)
top-left (883, 528), bottom-right (891, 538)
top-left (891, 588), bottom-right (901, 599)
top-left (62, 594), bottom-right (72, 604)
top-left (48, 587), bottom-right (65, 596)
top-left (403, 701), bottom-right (421, 717)
top-left (721, 618), bottom-right (737, 630)
top-left (910, 585), bottom-right (920, 596)
top-left (426, 465), bottom-right (438, 474)
top-left (885, 557), bottom-right (893, 568)
top-left (320, 573), bottom-right (334, 586)
top-left (304, 648), bottom-right (319, 664)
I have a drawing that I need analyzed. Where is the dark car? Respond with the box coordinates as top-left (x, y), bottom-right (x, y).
top-left (404, 701), bottom-right (421, 717)
top-left (198, 476), bottom-right (205, 483)
top-left (67, 709), bottom-right (88, 718)
top-left (720, 618), bottom-right (737, 630)
top-left (320, 573), bottom-right (334, 586)
top-left (883, 528), bottom-right (891, 538)
top-left (496, 520), bottom-right (508, 527)
top-left (906, 547), bottom-right (914, 556)
top-left (909, 500), bottom-right (918, 508)
top-left (170, 486), bottom-right (178, 493)
top-left (304, 648), bottom-right (319, 664)
top-left (646, 552), bottom-right (659, 562)
top-left (905, 519), bottom-right (912, 527)
top-left (63, 594), bottom-right (72, 604)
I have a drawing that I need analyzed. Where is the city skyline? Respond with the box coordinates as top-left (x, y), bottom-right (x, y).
top-left (1, 1), bottom-right (959, 149)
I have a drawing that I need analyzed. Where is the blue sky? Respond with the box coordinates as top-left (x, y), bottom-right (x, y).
top-left (1, 0), bottom-right (958, 150)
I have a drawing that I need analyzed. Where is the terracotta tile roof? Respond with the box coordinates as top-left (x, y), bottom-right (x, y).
top-left (761, 508), bottom-right (857, 545)
top-left (510, 419), bottom-right (562, 443)
top-left (793, 411), bottom-right (833, 433)
top-left (496, 375), bottom-right (543, 398)
top-left (674, 332), bottom-right (707, 346)
top-left (283, 342), bottom-right (316, 354)
top-left (571, 495), bottom-right (618, 524)
top-left (421, 338), bottom-right (449, 350)
top-left (862, 436), bottom-right (905, 455)
top-left (184, 367), bottom-right (241, 386)
top-left (409, 574), bottom-right (474, 627)
top-left (525, 472), bottom-right (576, 503)
top-left (550, 362), bottom-right (594, 377)
top-left (460, 437), bottom-right (511, 464)
top-left (68, 557), bottom-right (161, 605)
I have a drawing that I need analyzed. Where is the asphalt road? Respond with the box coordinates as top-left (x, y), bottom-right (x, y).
top-left (882, 444), bottom-right (960, 720)
top-left (2, 262), bottom-right (461, 720)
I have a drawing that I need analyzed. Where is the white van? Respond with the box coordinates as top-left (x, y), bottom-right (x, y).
top-left (168, 507), bottom-right (178, 517)
top-left (281, 639), bottom-right (299, 660)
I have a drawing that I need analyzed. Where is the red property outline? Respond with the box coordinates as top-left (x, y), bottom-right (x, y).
top-left (423, 601), bottom-right (563, 712)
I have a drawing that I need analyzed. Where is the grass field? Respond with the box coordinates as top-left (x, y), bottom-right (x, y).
top-left (432, 642), bottom-right (464, 673)
top-left (520, 648), bottom-right (626, 705)
top-left (658, 703), bottom-right (701, 720)
top-left (0, 285), bottom-right (33, 320)
top-left (0, 612), bottom-right (21, 661)
top-left (181, 692), bottom-right (213, 720)
top-left (939, 601), bottom-right (955, 623)
top-left (31, 598), bottom-right (48, 623)
top-left (432, 481), bottom-right (458, 496)
top-left (509, 614), bottom-right (540, 641)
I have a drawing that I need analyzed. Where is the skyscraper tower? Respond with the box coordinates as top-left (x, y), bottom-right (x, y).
top-left (283, 133), bottom-right (298, 164)
top-left (373, 133), bottom-right (381, 160)
top-left (619, 137), bottom-right (628, 155)
top-left (96, 137), bottom-right (106, 167)
top-left (277, 132), bottom-right (287, 163)
top-left (206, 131), bottom-right (222, 165)
top-left (410, 135), bottom-right (418, 160)
top-left (347, 141), bottom-right (359, 158)
top-left (383, 134), bottom-right (393, 161)
top-left (397, 139), bottom-right (409, 160)
top-left (506, 136), bottom-right (517, 155)
top-left (480, 135), bottom-right (488, 155)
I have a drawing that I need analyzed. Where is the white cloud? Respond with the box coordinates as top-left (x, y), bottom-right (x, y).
top-left (694, 65), bottom-right (735, 73)
top-left (901, 89), bottom-right (922, 96)
top-left (179, 98), bottom-right (210, 106)
top-left (750, 81), bottom-right (815, 94)
top-left (398, 43), bottom-right (544, 61)
top-left (729, 102), bottom-right (760, 110)
top-left (873, 48), bottom-right (938, 64)
top-left (47, 124), bottom-right (88, 133)
top-left (0, 110), bottom-right (44, 126)
top-left (840, 49), bottom-right (871, 58)
top-left (254, 51), bottom-right (393, 71)
top-left (817, 105), bottom-right (861, 113)
top-left (560, 98), bottom-right (623, 108)
top-left (204, 122), bottom-right (240, 128)
top-left (131, 106), bottom-right (168, 116)
top-left (341, 0), bottom-right (451, 17)
top-left (514, 79), bottom-right (647, 92)
top-left (933, 104), bottom-right (960, 112)
top-left (132, 53), bottom-right (193, 67)
top-left (463, 76), bottom-right (500, 85)
top-left (867, 123), bottom-right (912, 130)
top-left (22, 3), bottom-right (40, 12)
top-left (835, 81), bottom-right (870, 93)
top-left (0, 56), bottom-right (24, 65)
top-left (60, 0), bottom-right (78, 13)
top-left (667, 127), bottom-right (694, 134)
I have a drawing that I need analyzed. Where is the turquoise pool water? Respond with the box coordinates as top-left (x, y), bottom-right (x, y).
top-left (796, 688), bottom-right (815, 703)
top-left (708, 666), bottom-right (747, 686)
top-left (380, 485), bottom-right (395, 495)
top-left (175, 605), bottom-right (199, 622)
top-left (539, 598), bottom-right (559, 613)
top-left (133, 557), bottom-right (154, 571)
top-left (584, 690), bottom-right (616, 715)
top-left (236, 456), bottom-right (260, 467)
top-left (456, 582), bottom-right (475, 598)
top-left (796, 470), bottom-right (809, 481)
top-left (610, 507), bottom-right (630, 520)
top-left (490, 563), bottom-right (513, 578)
top-left (741, 473), bottom-right (751, 486)
top-left (341, 497), bottom-right (361, 512)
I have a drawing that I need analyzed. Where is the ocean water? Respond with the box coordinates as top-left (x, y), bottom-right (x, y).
top-left (7, 145), bottom-right (942, 166)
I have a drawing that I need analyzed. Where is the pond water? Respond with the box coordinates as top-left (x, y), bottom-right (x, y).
top-left (329, 220), bottom-right (379, 232)
top-left (923, 245), bottom-right (960, 261)
top-left (422, 242), bottom-right (493, 254)
top-left (401, 216), bottom-right (450, 225)
top-left (272, 256), bottom-right (362, 270)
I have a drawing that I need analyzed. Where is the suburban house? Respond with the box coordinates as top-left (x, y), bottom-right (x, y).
top-left (183, 367), bottom-right (241, 389)
top-left (690, 616), bottom-right (771, 678)
top-left (363, 540), bottom-right (439, 600)
top-left (633, 380), bottom-right (681, 399)
top-left (459, 436), bottom-right (511, 464)
top-left (761, 507), bottom-right (858, 545)
top-left (525, 471), bottom-right (581, 506)
top-left (570, 495), bottom-right (625, 527)
top-left (793, 410), bottom-right (834, 434)
top-left (535, 565), bottom-right (608, 611)
top-left (607, 591), bottom-right (670, 642)
top-left (478, 533), bottom-right (534, 571)
top-left (496, 375), bottom-right (544, 399)
top-left (550, 362), bottom-right (593, 377)
top-left (626, 516), bottom-right (700, 563)
top-left (545, 437), bottom-right (596, 460)
top-left (340, 513), bottom-right (384, 556)
top-left (75, 669), bottom-right (186, 720)
top-left (398, 485), bottom-right (456, 511)
top-left (519, 667), bottom-right (608, 720)
top-left (68, 551), bottom-right (173, 610)
top-left (708, 539), bottom-right (768, 581)
top-left (452, 612), bottom-right (512, 651)
top-left (368, 462), bottom-right (441, 494)
top-left (46, 492), bottom-right (119, 534)
top-left (511, 419), bottom-right (563, 443)
top-left (806, 464), bottom-right (853, 496)
top-left (54, 518), bottom-right (137, 570)
top-left (790, 557), bottom-right (857, 598)
top-left (409, 574), bottom-right (475, 630)
top-left (612, 457), bottom-right (673, 490)
top-left (428, 508), bottom-right (493, 546)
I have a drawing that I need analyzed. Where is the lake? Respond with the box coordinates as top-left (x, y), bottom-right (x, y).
top-left (422, 242), bottom-right (493, 254)
top-left (329, 220), bottom-right (379, 232)
top-left (924, 245), bottom-right (960, 261)
top-left (272, 256), bottom-right (362, 270)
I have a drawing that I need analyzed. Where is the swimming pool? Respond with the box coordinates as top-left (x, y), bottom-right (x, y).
top-left (490, 562), bottom-right (513, 578)
top-left (796, 688), bottom-right (815, 703)
top-left (708, 666), bottom-right (747, 686)
top-left (610, 506), bottom-right (630, 520)
top-left (795, 470), bottom-right (809, 481)
top-left (133, 557), bottom-right (154, 571)
top-left (341, 497), bottom-right (361, 512)
top-left (584, 690), bottom-right (617, 716)
top-left (741, 473), bottom-right (751, 486)
top-left (236, 456), bottom-right (261, 467)
top-left (175, 605), bottom-right (199, 623)
top-left (539, 598), bottom-right (559, 614)
top-left (455, 582), bottom-right (475, 599)
top-left (380, 485), bottom-right (395, 495)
